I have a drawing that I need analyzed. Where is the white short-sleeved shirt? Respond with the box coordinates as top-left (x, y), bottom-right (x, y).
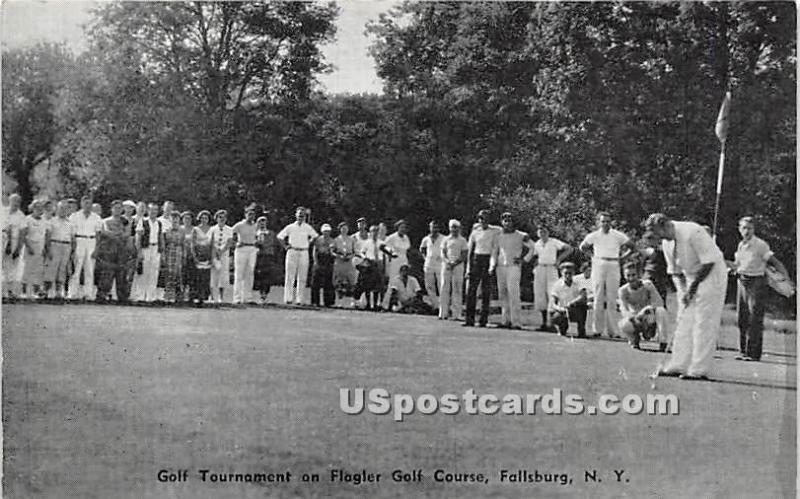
top-left (441, 235), bottom-right (469, 265)
top-left (420, 234), bottom-right (444, 271)
top-left (68, 211), bottom-right (103, 238)
top-left (618, 280), bottom-right (663, 316)
top-left (157, 215), bottom-right (173, 231)
top-left (735, 236), bottom-right (774, 277)
top-left (277, 222), bottom-right (318, 250)
top-left (549, 278), bottom-right (584, 311)
top-left (581, 228), bottom-right (629, 259)
top-left (209, 224), bottom-right (233, 253)
top-left (352, 233), bottom-right (373, 265)
top-left (389, 274), bottom-right (421, 302)
top-left (495, 230), bottom-right (534, 266)
top-left (232, 220), bottom-right (258, 246)
top-left (383, 232), bottom-right (411, 260)
top-left (573, 274), bottom-right (593, 297)
top-left (663, 221), bottom-right (724, 278)
top-left (468, 224), bottom-right (500, 255)
top-left (4, 209), bottom-right (27, 242)
top-left (534, 238), bottom-right (567, 265)
top-left (48, 217), bottom-right (73, 241)
top-left (25, 215), bottom-right (49, 245)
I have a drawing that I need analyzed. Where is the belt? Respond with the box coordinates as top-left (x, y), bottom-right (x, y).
top-left (738, 273), bottom-right (765, 279)
top-left (288, 247), bottom-right (309, 251)
top-left (75, 235), bottom-right (96, 239)
top-left (595, 257), bottom-right (619, 261)
top-left (538, 263), bottom-right (556, 266)
top-left (51, 240), bottom-right (71, 244)
top-left (237, 243), bottom-right (256, 247)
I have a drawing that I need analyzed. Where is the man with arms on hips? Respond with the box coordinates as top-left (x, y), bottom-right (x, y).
top-left (278, 207), bottom-right (318, 305)
top-left (439, 219), bottom-right (469, 321)
top-left (531, 225), bottom-right (569, 331)
top-left (492, 212), bottom-right (535, 329)
top-left (645, 213), bottom-right (727, 380)
top-left (579, 212), bottom-right (635, 338)
top-left (549, 262), bottom-right (588, 337)
top-left (3, 194), bottom-right (27, 298)
top-left (231, 204), bottom-right (259, 304)
top-left (209, 210), bottom-right (233, 303)
top-left (134, 203), bottom-right (165, 302)
top-left (419, 220), bottom-right (444, 312)
top-left (43, 201), bottom-right (74, 299)
top-left (68, 195), bottom-right (103, 300)
top-left (464, 209), bottom-right (500, 328)
top-left (618, 261), bottom-right (669, 351)
top-left (734, 216), bottom-right (789, 362)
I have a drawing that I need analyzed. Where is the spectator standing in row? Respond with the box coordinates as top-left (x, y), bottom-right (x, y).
top-left (579, 211), bottom-right (635, 338)
top-left (464, 210), bottom-right (499, 328)
top-left (134, 203), bottom-right (164, 302)
top-left (439, 219), bottom-right (468, 321)
top-left (311, 223), bottom-right (336, 307)
top-left (419, 220), bottom-right (444, 312)
top-left (189, 210), bottom-right (214, 304)
top-left (493, 212), bottom-right (535, 329)
top-left (232, 204), bottom-right (258, 304)
top-left (68, 196), bottom-right (103, 300)
top-left (278, 207), bottom-right (318, 305)
top-left (209, 210), bottom-right (233, 303)
top-left (531, 225), bottom-right (569, 331)
top-left (43, 201), bottom-right (74, 298)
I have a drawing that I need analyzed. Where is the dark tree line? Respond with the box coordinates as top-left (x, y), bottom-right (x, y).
top-left (2, 1), bottom-right (796, 273)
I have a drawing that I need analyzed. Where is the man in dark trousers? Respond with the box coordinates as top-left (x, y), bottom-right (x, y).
top-left (463, 210), bottom-right (500, 327)
top-left (310, 223), bottom-right (336, 307)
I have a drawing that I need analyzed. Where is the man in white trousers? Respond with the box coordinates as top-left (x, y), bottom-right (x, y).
top-left (439, 219), bottom-right (469, 320)
top-left (579, 212), bottom-right (635, 338)
top-left (278, 207), bottom-right (318, 305)
top-left (492, 212), bottom-right (535, 329)
top-left (531, 225), bottom-right (569, 331)
top-left (419, 220), bottom-right (444, 311)
top-left (67, 196), bottom-right (103, 300)
top-left (232, 204), bottom-right (258, 304)
top-left (645, 213), bottom-right (727, 380)
top-left (134, 203), bottom-right (164, 302)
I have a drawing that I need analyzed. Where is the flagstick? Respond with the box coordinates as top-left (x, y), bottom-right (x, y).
top-left (712, 139), bottom-right (726, 240)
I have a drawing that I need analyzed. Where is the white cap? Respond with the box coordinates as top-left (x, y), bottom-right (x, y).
top-left (449, 219), bottom-right (461, 228)
top-left (321, 223), bottom-right (332, 232)
top-left (122, 200), bottom-right (136, 208)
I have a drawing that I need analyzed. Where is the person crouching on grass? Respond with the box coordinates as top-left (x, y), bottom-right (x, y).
top-left (548, 262), bottom-right (588, 337)
top-left (617, 261), bottom-right (669, 351)
top-left (387, 263), bottom-right (432, 314)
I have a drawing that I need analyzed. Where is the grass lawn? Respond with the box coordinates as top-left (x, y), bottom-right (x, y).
top-left (2, 299), bottom-right (796, 498)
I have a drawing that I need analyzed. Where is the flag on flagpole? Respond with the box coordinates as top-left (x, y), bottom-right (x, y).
top-left (715, 92), bottom-right (731, 142)
top-left (715, 92), bottom-right (731, 194)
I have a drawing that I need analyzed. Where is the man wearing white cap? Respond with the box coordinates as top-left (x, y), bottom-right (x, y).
top-left (278, 207), bottom-right (318, 304)
top-left (492, 212), bottom-right (535, 329)
top-left (439, 219), bottom-right (469, 320)
top-left (310, 223), bottom-right (335, 307)
top-left (579, 211), bottom-right (635, 337)
top-left (645, 213), bottom-right (727, 380)
top-left (419, 220), bottom-right (444, 311)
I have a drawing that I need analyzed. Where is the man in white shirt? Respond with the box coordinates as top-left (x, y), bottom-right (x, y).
top-left (419, 220), bottom-right (444, 311)
top-left (387, 263), bottom-right (429, 314)
top-left (134, 203), bottom-right (164, 302)
top-left (532, 226), bottom-right (569, 331)
top-left (43, 201), bottom-right (74, 298)
top-left (492, 212), bottom-right (535, 329)
top-left (439, 219), bottom-right (469, 320)
top-left (67, 196), bottom-right (103, 300)
top-left (3, 194), bottom-right (27, 298)
top-left (549, 262), bottom-right (588, 337)
top-left (579, 211), bottom-right (635, 338)
top-left (277, 206), bottom-right (318, 305)
top-left (645, 213), bottom-right (727, 380)
top-left (464, 209), bottom-right (500, 327)
top-left (618, 262), bottom-right (669, 351)
top-left (232, 204), bottom-right (259, 304)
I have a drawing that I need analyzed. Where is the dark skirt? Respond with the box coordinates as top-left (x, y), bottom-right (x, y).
top-left (254, 252), bottom-right (277, 292)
